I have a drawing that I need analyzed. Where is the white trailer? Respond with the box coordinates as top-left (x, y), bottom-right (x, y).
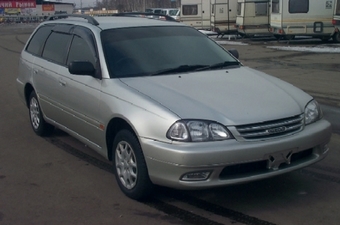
top-left (333, 0), bottom-right (340, 42)
top-left (270, 0), bottom-right (335, 41)
top-left (210, 0), bottom-right (238, 35)
top-left (180, 0), bottom-right (211, 30)
top-left (235, 0), bottom-right (271, 37)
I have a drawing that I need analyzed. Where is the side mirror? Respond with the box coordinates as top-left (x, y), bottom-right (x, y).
top-left (228, 49), bottom-right (239, 59)
top-left (68, 61), bottom-right (95, 76)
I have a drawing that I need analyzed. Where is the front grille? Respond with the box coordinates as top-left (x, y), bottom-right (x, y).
top-left (235, 114), bottom-right (304, 140)
top-left (219, 148), bottom-right (314, 180)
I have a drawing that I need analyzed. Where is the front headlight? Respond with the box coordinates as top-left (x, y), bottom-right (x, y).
top-left (305, 100), bottom-right (322, 125)
top-left (167, 120), bottom-right (232, 142)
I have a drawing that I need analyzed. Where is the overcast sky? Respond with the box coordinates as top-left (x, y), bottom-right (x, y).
top-left (64, 0), bottom-right (97, 8)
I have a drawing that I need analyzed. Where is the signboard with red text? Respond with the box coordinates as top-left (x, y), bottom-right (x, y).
top-left (0, 1), bottom-right (36, 8)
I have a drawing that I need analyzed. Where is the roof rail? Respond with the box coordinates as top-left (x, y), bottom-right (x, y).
top-left (46, 14), bottom-right (99, 26)
top-left (110, 12), bottom-right (177, 22)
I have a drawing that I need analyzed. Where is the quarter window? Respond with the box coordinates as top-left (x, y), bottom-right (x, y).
top-left (42, 32), bottom-right (71, 65)
top-left (182, 5), bottom-right (198, 15)
top-left (289, 0), bottom-right (309, 14)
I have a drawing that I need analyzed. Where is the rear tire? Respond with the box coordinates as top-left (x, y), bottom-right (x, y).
top-left (284, 35), bottom-right (295, 40)
top-left (333, 32), bottom-right (340, 43)
top-left (29, 91), bottom-right (54, 136)
top-left (320, 36), bottom-right (330, 42)
top-left (112, 130), bottom-right (154, 200)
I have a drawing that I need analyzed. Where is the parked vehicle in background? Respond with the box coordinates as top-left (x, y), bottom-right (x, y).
top-left (211, 0), bottom-right (238, 36)
top-left (235, 0), bottom-right (271, 37)
top-left (145, 8), bottom-right (163, 14)
top-left (180, 0), bottom-right (211, 29)
top-left (161, 8), bottom-right (181, 21)
top-left (333, 0), bottom-right (340, 42)
top-left (17, 14), bottom-right (332, 201)
top-left (270, 0), bottom-right (336, 41)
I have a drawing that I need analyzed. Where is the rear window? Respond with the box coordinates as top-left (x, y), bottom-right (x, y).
top-left (336, 1), bottom-right (340, 15)
top-left (289, 0), bottom-right (309, 14)
top-left (255, 2), bottom-right (268, 16)
top-left (182, 5), bottom-right (198, 15)
top-left (272, 0), bottom-right (280, 13)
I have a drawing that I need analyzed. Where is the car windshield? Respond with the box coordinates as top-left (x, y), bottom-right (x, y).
top-left (101, 26), bottom-right (238, 78)
top-left (169, 9), bottom-right (179, 16)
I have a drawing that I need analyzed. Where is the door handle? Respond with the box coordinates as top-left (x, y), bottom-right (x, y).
top-left (59, 79), bottom-right (66, 86)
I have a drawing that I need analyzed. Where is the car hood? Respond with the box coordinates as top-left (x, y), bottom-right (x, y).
top-left (120, 67), bottom-right (312, 125)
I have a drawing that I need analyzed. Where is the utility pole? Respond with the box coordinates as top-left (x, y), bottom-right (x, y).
top-left (142, 0), bottom-right (146, 12)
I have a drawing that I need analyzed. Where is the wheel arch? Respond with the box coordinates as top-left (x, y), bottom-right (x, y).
top-left (106, 117), bottom-right (137, 161)
top-left (24, 83), bottom-right (34, 108)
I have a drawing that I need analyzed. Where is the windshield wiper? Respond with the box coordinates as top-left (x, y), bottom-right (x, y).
top-left (195, 61), bottom-right (240, 71)
top-left (150, 64), bottom-right (208, 76)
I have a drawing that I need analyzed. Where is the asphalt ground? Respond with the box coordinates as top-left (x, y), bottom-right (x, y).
top-left (1, 23), bottom-right (340, 225)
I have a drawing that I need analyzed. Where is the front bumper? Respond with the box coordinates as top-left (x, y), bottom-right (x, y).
top-left (141, 119), bottom-right (331, 189)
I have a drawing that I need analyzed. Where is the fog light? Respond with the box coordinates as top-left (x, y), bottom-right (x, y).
top-left (181, 171), bottom-right (211, 181)
top-left (321, 143), bottom-right (329, 154)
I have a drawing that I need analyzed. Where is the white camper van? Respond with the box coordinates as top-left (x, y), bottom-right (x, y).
top-left (270, 0), bottom-right (335, 41)
top-left (210, 0), bottom-right (238, 35)
top-left (235, 0), bottom-right (271, 37)
top-left (180, 0), bottom-right (211, 29)
top-left (333, 0), bottom-right (340, 42)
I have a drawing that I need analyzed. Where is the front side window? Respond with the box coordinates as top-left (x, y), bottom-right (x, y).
top-left (101, 26), bottom-right (237, 78)
top-left (255, 2), bottom-right (268, 16)
top-left (42, 32), bottom-right (71, 65)
top-left (182, 5), bottom-right (198, 15)
top-left (289, 0), bottom-right (309, 13)
top-left (67, 35), bottom-right (96, 66)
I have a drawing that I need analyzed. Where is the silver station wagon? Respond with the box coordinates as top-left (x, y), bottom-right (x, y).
top-left (17, 14), bottom-right (332, 200)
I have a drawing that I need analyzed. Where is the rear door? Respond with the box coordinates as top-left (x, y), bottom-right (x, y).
top-left (33, 24), bottom-right (73, 124)
top-left (56, 26), bottom-right (103, 148)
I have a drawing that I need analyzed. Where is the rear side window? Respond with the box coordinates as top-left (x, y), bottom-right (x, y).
top-left (42, 32), bottom-right (72, 65)
top-left (182, 5), bottom-right (198, 15)
top-left (26, 26), bottom-right (52, 56)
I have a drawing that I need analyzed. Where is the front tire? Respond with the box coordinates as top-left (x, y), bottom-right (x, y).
top-left (112, 130), bottom-right (154, 200)
top-left (29, 91), bottom-right (54, 136)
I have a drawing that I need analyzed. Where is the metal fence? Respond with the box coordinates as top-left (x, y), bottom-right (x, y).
top-left (0, 15), bottom-right (47, 24)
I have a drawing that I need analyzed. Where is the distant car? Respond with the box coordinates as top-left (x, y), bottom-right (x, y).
top-left (17, 14), bottom-right (332, 200)
top-left (160, 8), bottom-right (180, 21)
top-left (145, 8), bottom-right (163, 14)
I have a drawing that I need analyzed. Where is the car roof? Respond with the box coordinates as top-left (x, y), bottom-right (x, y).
top-left (44, 14), bottom-right (184, 30)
